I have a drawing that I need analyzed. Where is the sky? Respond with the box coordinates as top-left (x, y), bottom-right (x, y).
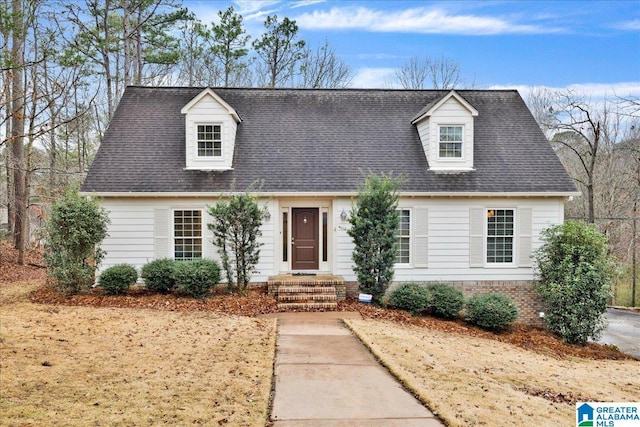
top-left (185, 0), bottom-right (640, 99)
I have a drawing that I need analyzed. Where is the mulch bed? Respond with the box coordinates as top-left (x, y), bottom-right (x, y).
top-left (2, 242), bottom-right (633, 361)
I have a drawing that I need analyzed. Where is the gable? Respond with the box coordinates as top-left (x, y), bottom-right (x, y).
top-left (413, 91), bottom-right (477, 172)
top-left (181, 88), bottom-right (241, 171)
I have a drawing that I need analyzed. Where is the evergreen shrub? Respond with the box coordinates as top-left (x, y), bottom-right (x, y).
top-left (465, 293), bottom-right (519, 331)
top-left (173, 259), bottom-right (221, 298)
top-left (389, 283), bottom-right (431, 315)
top-left (141, 258), bottom-right (177, 293)
top-left (99, 264), bottom-right (138, 295)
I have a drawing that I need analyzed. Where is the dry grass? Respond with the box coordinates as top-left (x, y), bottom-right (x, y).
top-left (0, 281), bottom-right (276, 427)
top-left (346, 319), bottom-right (640, 427)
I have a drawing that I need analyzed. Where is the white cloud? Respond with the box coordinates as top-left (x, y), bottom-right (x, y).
top-left (489, 82), bottom-right (640, 100)
top-left (612, 19), bottom-right (640, 31)
top-left (350, 67), bottom-right (398, 88)
top-left (290, 0), bottom-right (326, 9)
top-left (294, 6), bottom-right (560, 35)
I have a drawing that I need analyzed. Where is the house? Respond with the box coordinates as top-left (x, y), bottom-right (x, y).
top-left (81, 86), bottom-right (578, 322)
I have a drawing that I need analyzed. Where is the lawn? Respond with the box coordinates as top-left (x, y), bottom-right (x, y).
top-left (346, 318), bottom-right (640, 427)
top-left (0, 281), bottom-right (277, 427)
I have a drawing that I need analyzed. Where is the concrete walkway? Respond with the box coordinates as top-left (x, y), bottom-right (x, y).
top-left (262, 312), bottom-right (443, 426)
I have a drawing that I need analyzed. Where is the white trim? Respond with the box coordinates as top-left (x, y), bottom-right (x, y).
top-left (195, 123), bottom-right (223, 159)
top-left (82, 191), bottom-right (581, 198)
top-left (485, 207), bottom-right (516, 267)
top-left (411, 90), bottom-right (479, 124)
top-left (180, 88), bottom-right (241, 122)
top-left (395, 208), bottom-right (412, 267)
top-left (437, 124), bottom-right (464, 160)
top-left (171, 208), bottom-right (205, 260)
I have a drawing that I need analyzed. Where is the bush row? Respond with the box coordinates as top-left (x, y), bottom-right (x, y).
top-left (98, 258), bottom-right (221, 298)
top-left (389, 282), bottom-right (518, 331)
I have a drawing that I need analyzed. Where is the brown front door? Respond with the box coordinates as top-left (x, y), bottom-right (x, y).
top-left (292, 208), bottom-right (319, 270)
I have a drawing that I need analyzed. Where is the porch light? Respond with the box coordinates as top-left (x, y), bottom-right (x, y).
top-left (340, 209), bottom-right (348, 222)
top-left (264, 209), bottom-right (271, 221)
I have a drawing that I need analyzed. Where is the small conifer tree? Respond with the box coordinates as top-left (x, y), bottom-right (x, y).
top-left (347, 173), bottom-right (402, 303)
top-left (208, 192), bottom-right (266, 294)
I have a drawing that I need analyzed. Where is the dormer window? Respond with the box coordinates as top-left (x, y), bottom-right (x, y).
top-left (438, 125), bottom-right (463, 158)
top-left (412, 90), bottom-right (478, 173)
top-left (197, 124), bottom-right (222, 157)
top-left (181, 88), bottom-right (241, 171)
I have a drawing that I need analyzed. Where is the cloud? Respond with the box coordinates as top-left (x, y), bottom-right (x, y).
top-left (290, 0), bottom-right (326, 9)
top-left (489, 82), bottom-right (640, 100)
top-left (612, 19), bottom-right (640, 31)
top-left (350, 67), bottom-right (398, 88)
top-left (294, 6), bottom-right (560, 35)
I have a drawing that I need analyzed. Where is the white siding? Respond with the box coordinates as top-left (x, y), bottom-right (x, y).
top-left (99, 195), bottom-right (565, 284)
top-left (335, 196), bottom-right (565, 282)
top-left (415, 96), bottom-right (475, 172)
top-left (99, 197), bottom-right (275, 281)
top-left (183, 95), bottom-right (238, 170)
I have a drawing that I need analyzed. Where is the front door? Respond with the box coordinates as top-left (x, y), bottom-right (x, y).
top-left (292, 208), bottom-right (319, 270)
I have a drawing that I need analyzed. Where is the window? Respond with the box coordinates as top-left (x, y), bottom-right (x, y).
top-left (439, 125), bottom-right (463, 158)
top-left (282, 212), bottom-right (288, 262)
top-left (396, 209), bottom-right (410, 264)
top-left (174, 210), bottom-right (202, 260)
top-left (197, 124), bottom-right (222, 157)
top-left (486, 209), bottom-right (514, 263)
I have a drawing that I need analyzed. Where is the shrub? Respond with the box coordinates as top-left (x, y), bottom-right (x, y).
top-left (45, 190), bottom-right (110, 294)
top-left (173, 259), bottom-right (221, 298)
top-left (427, 283), bottom-right (465, 319)
top-left (347, 173), bottom-right (404, 304)
top-left (534, 221), bottom-right (614, 345)
top-left (99, 264), bottom-right (138, 295)
top-left (389, 283), bottom-right (431, 315)
top-left (141, 258), bottom-right (177, 293)
top-left (208, 191), bottom-right (266, 294)
top-left (465, 293), bottom-right (519, 331)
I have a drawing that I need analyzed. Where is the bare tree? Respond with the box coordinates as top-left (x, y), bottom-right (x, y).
top-left (395, 55), bottom-right (462, 89)
top-left (298, 40), bottom-right (352, 88)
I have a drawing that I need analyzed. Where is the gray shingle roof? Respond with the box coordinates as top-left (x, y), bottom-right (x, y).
top-left (81, 87), bottom-right (577, 194)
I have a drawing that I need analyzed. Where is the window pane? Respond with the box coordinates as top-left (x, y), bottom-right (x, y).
top-left (197, 124), bottom-right (222, 157)
top-left (486, 209), bottom-right (514, 263)
top-left (322, 212), bottom-right (328, 262)
top-left (396, 209), bottom-right (410, 264)
top-left (174, 210), bottom-right (202, 260)
top-left (282, 212), bottom-right (288, 262)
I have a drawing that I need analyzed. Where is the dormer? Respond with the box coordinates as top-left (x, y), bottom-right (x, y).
top-left (412, 90), bottom-right (478, 173)
top-left (181, 88), bottom-right (241, 171)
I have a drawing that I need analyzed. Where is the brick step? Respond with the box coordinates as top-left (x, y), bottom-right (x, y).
top-left (278, 293), bottom-right (337, 302)
top-left (276, 286), bottom-right (337, 294)
top-left (277, 302), bottom-right (338, 310)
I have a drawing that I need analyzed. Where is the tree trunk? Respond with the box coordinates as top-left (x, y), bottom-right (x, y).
top-left (10, 0), bottom-right (27, 265)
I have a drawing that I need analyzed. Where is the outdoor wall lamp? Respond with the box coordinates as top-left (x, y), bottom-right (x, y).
top-left (340, 209), bottom-right (348, 222)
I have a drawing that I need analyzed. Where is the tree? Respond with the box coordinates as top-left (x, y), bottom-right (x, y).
top-left (210, 6), bottom-right (250, 87)
top-left (395, 55), bottom-right (462, 89)
top-left (347, 173), bottom-right (402, 303)
top-left (534, 221), bottom-right (614, 345)
top-left (45, 189), bottom-right (110, 294)
top-left (252, 15), bottom-right (305, 88)
top-left (544, 92), bottom-right (622, 223)
top-left (207, 192), bottom-right (266, 294)
top-left (298, 40), bottom-right (352, 88)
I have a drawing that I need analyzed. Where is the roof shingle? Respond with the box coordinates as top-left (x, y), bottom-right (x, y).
top-left (81, 87), bottom-right (577, 194)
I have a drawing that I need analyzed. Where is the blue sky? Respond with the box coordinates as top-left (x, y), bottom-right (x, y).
top-left (186, 0), bottom-right (640, 97)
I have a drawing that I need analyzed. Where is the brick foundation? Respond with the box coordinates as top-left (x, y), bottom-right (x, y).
top-left (349, 280), bottom-right (545, 325)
